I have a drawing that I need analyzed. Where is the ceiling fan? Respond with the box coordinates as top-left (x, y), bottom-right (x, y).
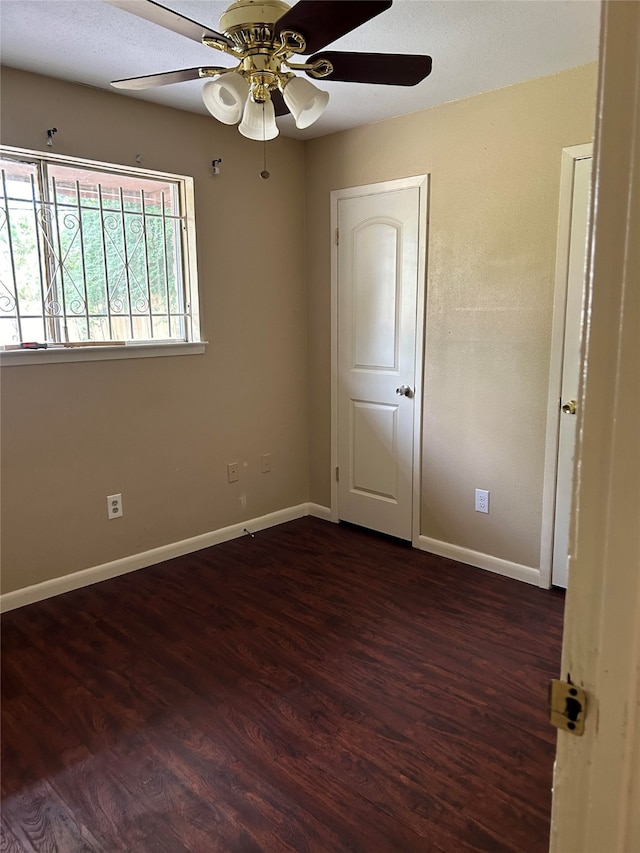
top-left (107, 0), bottom-right (433, 139)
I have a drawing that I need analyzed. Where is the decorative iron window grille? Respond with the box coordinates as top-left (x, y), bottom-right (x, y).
top-left (0, 147), bottom-right (200, 348)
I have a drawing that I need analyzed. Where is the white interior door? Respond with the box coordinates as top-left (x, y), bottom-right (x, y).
top-left (335, 181), bottom-right (424, 540)
top-left (552, 154), bottom-right (592, 587)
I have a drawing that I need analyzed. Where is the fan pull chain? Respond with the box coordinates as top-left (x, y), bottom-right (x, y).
top-left (260, 104), bottom-right (270, 180)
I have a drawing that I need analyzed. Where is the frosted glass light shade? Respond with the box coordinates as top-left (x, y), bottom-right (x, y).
top-left (202, 73), bottom-right (249, 124)
top-left (282, 76), bottom-right (329, 129)
top-left (238, 97), bottom-right (279, 141)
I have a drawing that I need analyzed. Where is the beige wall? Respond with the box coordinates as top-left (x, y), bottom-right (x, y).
top-left (0, 68), bottom-right (308, 593)
top-left (306, 63), bottom-right (598, 570)
top-left (1, 62), bottom-right (599, 596)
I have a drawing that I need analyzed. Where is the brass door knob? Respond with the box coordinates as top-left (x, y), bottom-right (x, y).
top-left (562, 400), bottom-right (577, 415)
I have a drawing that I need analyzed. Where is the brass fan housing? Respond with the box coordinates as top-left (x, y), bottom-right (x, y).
top-left (220, 0), bottom-right (291, 51)
top-left (202, 0), bottom-right (331, 107)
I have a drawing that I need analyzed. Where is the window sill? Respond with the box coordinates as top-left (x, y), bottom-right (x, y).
top-left (0, 341), bottom-right (208, 366)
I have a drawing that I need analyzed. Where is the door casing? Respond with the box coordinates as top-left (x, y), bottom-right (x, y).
top-left (330, 175), bottom-right (429, 547)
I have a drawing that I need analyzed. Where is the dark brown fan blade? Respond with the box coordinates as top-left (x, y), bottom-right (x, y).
top-left (276, 1), bottom-right (392, 55)
top-left (111, 67), bottom-right (225, 90)
top-left (104, 0), bottom-right (233, 47)
top-left (308, 52), bottom-right (432, 85)
top-left (271, 90), bottom-right (290, 117)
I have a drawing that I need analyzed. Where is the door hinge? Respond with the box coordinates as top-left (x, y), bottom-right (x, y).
top-left (335, 228), bottom-right (339, 246)
top-left (549, 678), bottom-right (587, 735)
top-left (335, 466), bottom-right (340, 482)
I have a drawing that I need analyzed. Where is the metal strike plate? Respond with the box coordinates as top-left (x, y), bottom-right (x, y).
top-left (549, 679), bottom-right (587, 735)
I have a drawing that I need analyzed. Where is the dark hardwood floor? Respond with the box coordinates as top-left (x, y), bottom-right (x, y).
top-left (1, 517), bottom-right (565, 852)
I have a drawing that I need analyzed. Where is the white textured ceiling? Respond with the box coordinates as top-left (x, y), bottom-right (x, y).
top-left (0, 0), bottom-right (601, 139)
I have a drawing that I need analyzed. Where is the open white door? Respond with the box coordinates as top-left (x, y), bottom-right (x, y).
top-left (331, 177), bottom-right (427, 542)
top-left (551, 151), bottom-right (592, 588)
top-left (550, 1), bottom-right (640, 849)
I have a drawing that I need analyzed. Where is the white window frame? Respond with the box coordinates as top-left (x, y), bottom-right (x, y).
top-left (0, 145), bottom-right (205, 365)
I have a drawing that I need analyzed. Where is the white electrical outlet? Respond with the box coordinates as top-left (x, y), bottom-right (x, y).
top-left (227, 462), bottom-right (239, 483)
top-left (107, 493), bottom-right (123, 519)
top-left (261, 453), bottom-right (272, 473)
top-left (475, 489), bottom-right (490, 513)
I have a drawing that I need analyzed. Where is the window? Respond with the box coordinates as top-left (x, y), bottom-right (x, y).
top-left (0, 146), bottom-right (201, 356)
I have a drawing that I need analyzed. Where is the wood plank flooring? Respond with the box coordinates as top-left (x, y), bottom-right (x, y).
top-left (1, 518), bottom-right (565, 852)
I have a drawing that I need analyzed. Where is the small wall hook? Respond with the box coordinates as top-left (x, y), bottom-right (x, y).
top-left (135, 153), bottom-right (143, 164)
top-left (211, 158), bottom-right (222, 175)
top-left (46, 128), bottom-right (58, 147)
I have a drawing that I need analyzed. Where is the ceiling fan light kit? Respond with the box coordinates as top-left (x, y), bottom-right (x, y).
top-left (201, 73), bottom-right (249, 124)
top-left (108, 0), bottom-right (433, 141)
top-left (282, 75), bottom-right (329, 129)
top-left (239, 96), bottom-right (280, 140)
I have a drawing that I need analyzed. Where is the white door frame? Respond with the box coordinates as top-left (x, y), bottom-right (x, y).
top-left (539, 143), bottom-right (593, 589)
top-left (330, 175), bottom-right (429, 547)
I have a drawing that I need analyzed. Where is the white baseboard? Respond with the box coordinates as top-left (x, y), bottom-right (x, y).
top-left (417, 535), bottom-right (540, 586)
top-left (1, 502), bottom-right (332, 613)
top-left (307, 502), bottom-right (333, 522)
top-left (2, 507), bottom-right (537, 612)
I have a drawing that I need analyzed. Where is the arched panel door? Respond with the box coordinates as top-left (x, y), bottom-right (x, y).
top-left (337, 185), bottom-right (421, 539)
